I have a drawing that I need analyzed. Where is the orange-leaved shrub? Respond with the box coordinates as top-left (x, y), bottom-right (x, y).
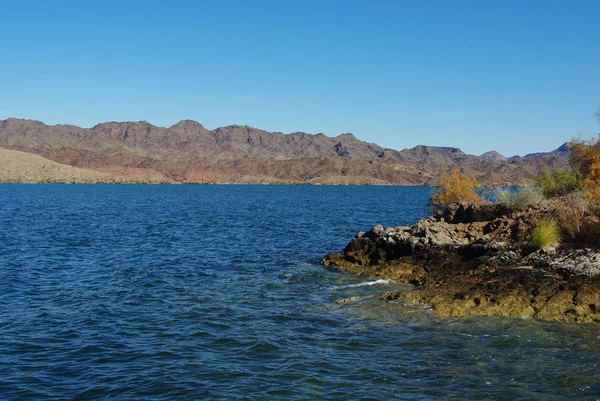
top-left (570, 137), bottom-right (600, 198)
top-left (429, 168), bottom-right (480, 208)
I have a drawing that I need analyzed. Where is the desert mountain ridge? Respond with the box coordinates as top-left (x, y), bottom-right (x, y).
top-left (0, 117), bottom-right (570, 185)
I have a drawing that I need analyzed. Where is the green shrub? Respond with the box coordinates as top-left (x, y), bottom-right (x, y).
top-left (532, 219), bottom-right (561, 249)
top-left (534, 168), bottom-right (582, 198)
top-left (494, 186), bottom-right (545, 211)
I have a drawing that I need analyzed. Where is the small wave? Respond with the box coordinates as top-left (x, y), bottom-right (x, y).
top-left (334, 279), bottom-right (395, 289)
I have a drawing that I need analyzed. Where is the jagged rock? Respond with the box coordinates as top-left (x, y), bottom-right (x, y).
top-left (440, 202), bottom-right (509, 224)
top-left (549, 249), bottom-right (600, 277)
top-left (323, 200), bottom-right (600, 323)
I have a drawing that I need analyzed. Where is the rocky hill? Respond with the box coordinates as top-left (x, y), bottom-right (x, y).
top-left (0, 118), bottom-right (570, 184)
top-left (480, 151), bottom-right (506, 161)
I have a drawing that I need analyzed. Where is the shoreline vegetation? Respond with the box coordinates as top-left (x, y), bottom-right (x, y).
top-left (323, 136), bottom-right (600, 324)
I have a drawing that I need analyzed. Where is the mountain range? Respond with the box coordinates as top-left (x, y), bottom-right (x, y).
top-left (0, 118), bottom-right (570, 184)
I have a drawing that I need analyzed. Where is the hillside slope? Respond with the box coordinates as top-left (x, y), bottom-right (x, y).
top-left (0, 118), bottom-right (570, 184)
top-left (0, 148), bottom-right (173, 183)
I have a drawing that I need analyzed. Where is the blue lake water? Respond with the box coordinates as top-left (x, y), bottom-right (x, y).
top-left (1, 184), bottom-right (599, 400)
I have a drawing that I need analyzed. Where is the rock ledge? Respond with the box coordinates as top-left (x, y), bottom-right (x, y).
top-left (323, 201), bottom-right (600, 323)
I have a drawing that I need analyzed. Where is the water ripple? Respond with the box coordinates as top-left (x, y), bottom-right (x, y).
top-left (1, 184), bottom-right (599, 400)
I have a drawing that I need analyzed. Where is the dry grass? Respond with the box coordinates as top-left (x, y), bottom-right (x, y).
top-left (532, 219), bottom-right (561, 249)
top-left (553, 192), bottom-right (589, 238)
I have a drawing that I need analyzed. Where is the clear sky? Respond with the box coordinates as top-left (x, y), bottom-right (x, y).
top-left (1, 0), bottom-right (598, 156)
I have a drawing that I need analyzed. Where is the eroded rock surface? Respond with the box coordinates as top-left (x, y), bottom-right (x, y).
top-left (323, 201), bottom-right (600, 323)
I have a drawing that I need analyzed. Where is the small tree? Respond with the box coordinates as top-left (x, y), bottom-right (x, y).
top-left (429, 167), bottom-right (480, 207)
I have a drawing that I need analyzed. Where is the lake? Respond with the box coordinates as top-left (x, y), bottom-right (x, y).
top-left (1, 184), bottom-right (599, 400)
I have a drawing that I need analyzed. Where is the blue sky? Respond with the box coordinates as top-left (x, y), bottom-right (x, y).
top-left (0, 0), bottom-right (598, 156)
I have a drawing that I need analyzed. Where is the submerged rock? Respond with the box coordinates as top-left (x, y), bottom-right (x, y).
top-left (323, 201), bottom-right (600, 323)
top-left (334, 296), bottom-right (361, 304)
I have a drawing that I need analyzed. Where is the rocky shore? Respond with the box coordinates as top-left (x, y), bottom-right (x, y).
top-left (323, 201), bottom-right (600, 323)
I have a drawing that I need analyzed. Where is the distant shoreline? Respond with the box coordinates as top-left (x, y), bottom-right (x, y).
top-left (0, 180), bottom-right (418, 186)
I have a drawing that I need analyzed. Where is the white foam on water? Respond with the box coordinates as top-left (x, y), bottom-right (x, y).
top-left (333, 279), bottom-right (395, 289)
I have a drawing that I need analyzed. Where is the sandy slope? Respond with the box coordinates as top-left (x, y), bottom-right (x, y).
top-left (0, 148), bottom-right (173, 183)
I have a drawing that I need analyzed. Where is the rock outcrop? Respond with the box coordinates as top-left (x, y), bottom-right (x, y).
top-left (323, 201), bottom-right (600, 323)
